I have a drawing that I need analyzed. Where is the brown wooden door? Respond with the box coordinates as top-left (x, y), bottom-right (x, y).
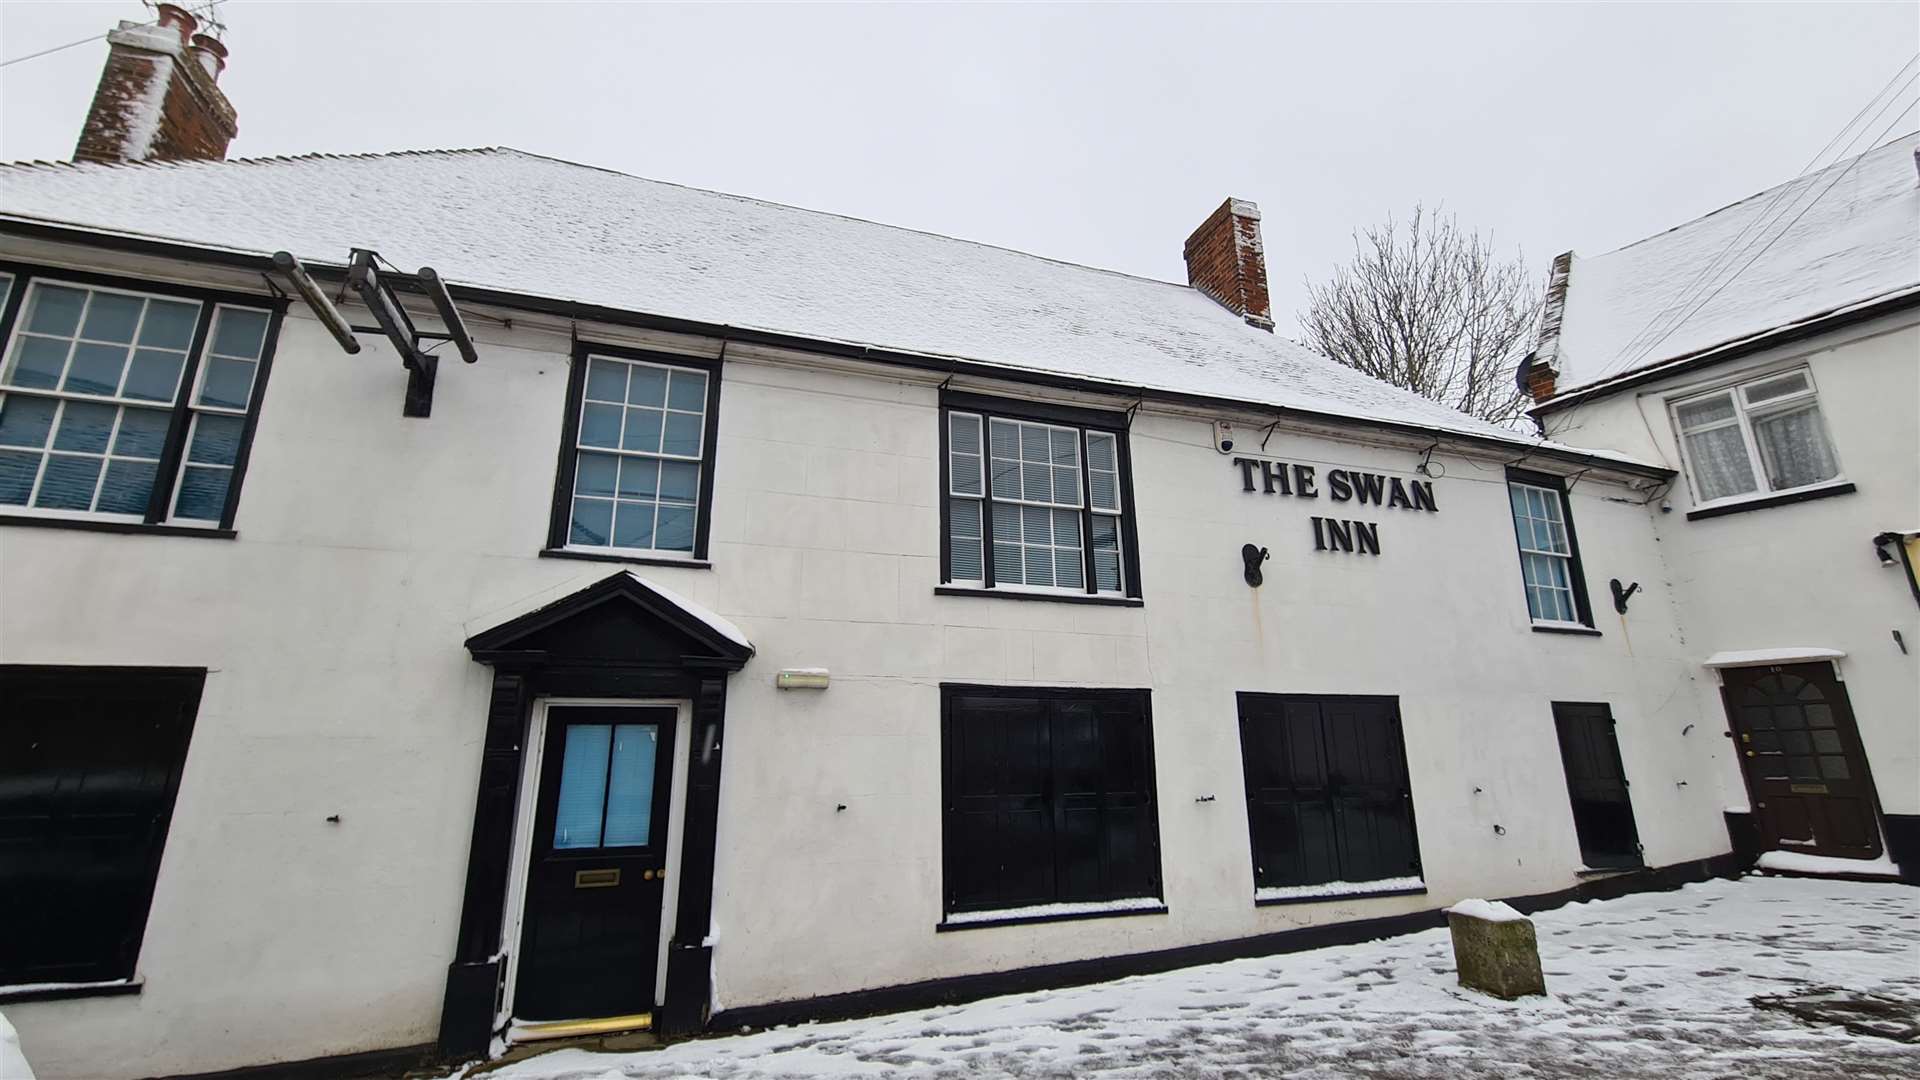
top-left (1720, 662), bottom-right (1882, 859)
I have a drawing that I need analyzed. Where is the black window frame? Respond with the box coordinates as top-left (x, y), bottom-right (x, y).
top-left (0, 261), bottom-right (287, 539)
top-left (936, 389), bottom-right (1143, 606)
top-left (1505, 466), bottom-right (1598, 635)
top-left (544, 340), bottom-right (724, 568)
top-left (939, 683), bottom-right (1164, 928)
top-left (1236, 692), bottom-right (1426, 905)
top-left (0, 665), bottom-right (205, 997)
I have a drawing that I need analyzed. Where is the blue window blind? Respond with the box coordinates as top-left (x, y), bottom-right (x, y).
top-left (552, 722), bottom-right (660, 850)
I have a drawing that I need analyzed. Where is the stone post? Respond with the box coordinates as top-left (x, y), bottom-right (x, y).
top-left (1446, 899), bottom-right (1547, 999)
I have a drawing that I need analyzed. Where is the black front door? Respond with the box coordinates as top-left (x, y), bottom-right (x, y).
top-left (515, 705), bottom-right (677, 1022)
top-left (1721, 663), bottom-right (1883, 859)
top-left (1551, 702), bottom-right (1642, 868)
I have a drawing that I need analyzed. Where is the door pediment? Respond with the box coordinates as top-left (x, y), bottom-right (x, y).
top-left (466, 571), bottom-right (753, 670)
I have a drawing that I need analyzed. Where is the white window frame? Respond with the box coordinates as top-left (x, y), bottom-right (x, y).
top-left (1668, 365), bottom-right (1844, 510)
top-left (1510, 481), bottom-right (1584, 628)
top-left (562, 353), bottom-right (711, 559)
top-left (0, 273), bottom-right (274, 529)
top-left (947, 410), bottom-right (1128, 597)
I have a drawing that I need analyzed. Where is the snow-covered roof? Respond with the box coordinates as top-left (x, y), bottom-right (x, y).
top-left (1, 147), bottom-right (1633, 462)
top-left (1544, 132), bottom-right (1920, 399)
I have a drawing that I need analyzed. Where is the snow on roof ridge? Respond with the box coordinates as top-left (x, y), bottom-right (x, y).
top-left (1594, 130), bottom-right (1919, 260)
top-left (0, 146), bottom-right (512, 174)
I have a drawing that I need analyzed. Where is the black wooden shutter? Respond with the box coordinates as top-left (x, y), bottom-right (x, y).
top-left (1239, 694), bottom-right (1421, 891)
top-left (1551, 702), bottom-right (1642, 868)
top-left (0, 667), bottom-right (203, 985)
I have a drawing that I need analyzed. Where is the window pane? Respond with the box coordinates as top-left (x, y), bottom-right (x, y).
top-left (1675, 393), bottom-right (1736, 430)
top-left (1054, 548), bottom-right (1084, 589)
top-left (1682, 425), bottom-right (1757, 502)
top-left (1092, 515), bottom-right (1122, 593)
top-left (188, 414), bottom-right (244, 466)
top-left (111, 407), bottom-right (169, 459)
top-left (623, 407), bottom-right (663, 452)
top-left (140, 300), bottom-right (199, 351)
top-left (64, 342), bottom-right (129, 396)
top-left (627, 365), bottom-right (668, 407)
top-left (575, 451), bottom-right (618, 497)
top-left (172, 466), bottom-right (230, 521)
top-left (667, 369), bottom-right (707, 412)
top-left (585, 358), bottom-right (627, 403)
top-left (659, 460), bottom-right (699, 502)
top-left (1049, 427), bottom-right (1078, 466)
top-left (0, 395), bottom-right (57, 448)
top-left (949, 498), bottom-right (984, 581)
top-left (25, 285), bottom-right (86, 336)
top-left (553, 725), bottom-right (612, 850)
top-left (661, 411), bottom-right (702, 457)
top-left (1751, 405), bottom-right (1838, 491)
top-left (613, 501), bottom-right (655, 549)
top-left (1743, 372), bottom-right (1808, 404)
top-left (209, 308), bottom-right (269, 358)
top-left (197, 356), bottom-right (257, 410)
top-left (1024, 544), bottom-right (1054, 587)
top-left (96, 459), bottom-right (157, 515)
top-left (34, 454), bottom-right (101, 510)
top-left (579, 402), bottom-right (621, 447)
top-left (0, 449), bottom-right (37, 504)
top-left (1020, 423), bottom-right (1050, 462)
top-left (989, 457), bottom-right (1020, 499)
top-left (569, 497), bottom-right (613, 546)
top-left (53, 401), bottom-right (115, 454)
top-left (654, 505), bottom-right (695, 551)
top-left (949, 413), bottom-right (983, 496)
top-left (7, 336), bottom-right (68, 390)
top-left (989, 418), bottom-right (1018, 458)
top-left (1022, 462), bottom-right (1050, 502)
top-left (123, 348), bottom-right (187, 402)
top-left (602, 724), bottom-right (659, 846)
top-left (80, 292), bottom-right (142, 344)
top-left (1053, 465), bottom-right (1080, 504)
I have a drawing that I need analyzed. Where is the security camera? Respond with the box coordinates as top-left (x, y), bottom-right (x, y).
top-left (1213, 421), bottom-right (1235, 455)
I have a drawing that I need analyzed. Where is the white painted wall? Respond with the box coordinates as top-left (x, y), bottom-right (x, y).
top-left (0, 244), bottom-right (1732, 1079)
top-left (1537, 311), bottom-right (1920, 818)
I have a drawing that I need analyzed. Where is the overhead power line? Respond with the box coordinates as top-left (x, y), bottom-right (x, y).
top-left (1597, 51), bottom-right (1920, 379)
top-left (0, 1), bottom-right (221, 70)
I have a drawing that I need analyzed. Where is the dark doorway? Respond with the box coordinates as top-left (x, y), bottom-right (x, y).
top-left (1236, 694), bottom-right (1422, 892)
top-left (0, 666), bottom-right (202, 986)
top-left (1721, 662), bottom-right (1883, 859)
top-left (515, 705), bottom-right (678, 1022)
top-left (1551, 702), bottom-right (1642, 868)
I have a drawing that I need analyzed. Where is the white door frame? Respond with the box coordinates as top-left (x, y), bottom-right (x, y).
top-left (494, 696), bottom-right (694, 1032)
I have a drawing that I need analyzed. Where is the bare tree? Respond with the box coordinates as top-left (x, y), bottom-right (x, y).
top-left (1298, 206), bottom-right (1541, 428)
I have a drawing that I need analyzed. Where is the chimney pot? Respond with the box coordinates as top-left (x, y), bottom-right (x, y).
top-left (190, 33), bottom-right (228, 80)
top-left (155, 3), bottom-right (197, 46)
top-left (1183, 198), bottom-right (1275, 331)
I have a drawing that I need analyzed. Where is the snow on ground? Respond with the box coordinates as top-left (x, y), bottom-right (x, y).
top-left (464, 876), bottom-right (1918, 1080)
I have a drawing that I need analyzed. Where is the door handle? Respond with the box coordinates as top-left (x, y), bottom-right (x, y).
top-left (641, 869), bottom-right (669, 882)
top-left (1745, 751), bottom-right (1755, 758)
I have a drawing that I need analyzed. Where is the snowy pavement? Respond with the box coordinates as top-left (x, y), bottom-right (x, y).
top-left (470, 876), bottom-right (1919, 1079)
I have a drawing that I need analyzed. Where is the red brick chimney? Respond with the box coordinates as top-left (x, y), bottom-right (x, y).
top-left (74, 3), bottom-right (237, 164)
top-left (1183, 198), bottom-right (1274, 331)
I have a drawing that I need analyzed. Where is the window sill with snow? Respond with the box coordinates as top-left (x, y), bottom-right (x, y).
top-left (1253, 877), bottom-right (1428, 907)
top-left (935, 585), bottom-right (1142, 607)
top-left (936, 897), bottom-right (1169, 932)
top-left (0, 977), bottom-right (143, 1005)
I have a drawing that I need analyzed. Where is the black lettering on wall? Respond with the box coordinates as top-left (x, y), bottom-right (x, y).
top-left (1234, 457), bottom-right (1259, 493)
top-left (1311, 516), bottom-right (1327, 551)
top-left (1411, 481), bottom-right (1438, 512)
top-left (1294, 465), bottom-right (1317, 498)
top-left (1263, 460), bottom-right (1291, 496)
top-left (1354, 521), bottom-right (1380, 555)
top-left (1328, 470), bottom-right (1353, 502)
top-left (1351, 472), bottom-right (1386, 505)
top-left (1325, 518), bottom-right (1353, 552)
top-left (1388, 477), bottom-right (1412, 509)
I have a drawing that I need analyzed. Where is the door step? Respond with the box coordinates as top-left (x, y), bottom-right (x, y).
top-left (1754, 850), bottom-right (1902, 880)
top-left (509, 1012), bottom-right (653, 1043)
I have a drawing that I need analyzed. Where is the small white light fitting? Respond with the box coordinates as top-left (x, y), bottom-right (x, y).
top-left (776, 668), bottom-right (829, 690)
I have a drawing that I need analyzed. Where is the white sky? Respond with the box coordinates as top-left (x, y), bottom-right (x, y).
top-left (1, 2), bottom-right (1915, 336)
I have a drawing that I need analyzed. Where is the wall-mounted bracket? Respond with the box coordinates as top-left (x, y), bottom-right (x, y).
top-left (1610, 578), bottom-right (1641, 614)
top-left (1241, 543), bottom-right (1270, 587)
